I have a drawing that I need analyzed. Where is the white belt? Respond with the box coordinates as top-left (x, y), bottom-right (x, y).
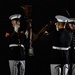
top-left (52, 46), bottom-right (70, 50)
top-left (9, 44), bottom-right (25, 49)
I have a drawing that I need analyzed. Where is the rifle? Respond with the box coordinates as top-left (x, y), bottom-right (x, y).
top-left (32, 20), bottom-right (55, 42)
top-left (21, 5), bottom-right (34, 56)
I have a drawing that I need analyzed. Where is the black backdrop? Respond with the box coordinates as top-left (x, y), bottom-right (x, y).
top-left (0, 0), bottom-right (75, 75)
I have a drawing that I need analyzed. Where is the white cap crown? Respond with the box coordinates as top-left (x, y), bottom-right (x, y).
top-left (68, 18), bottom-right (75, 22)
top-left (9, 14), bottom-right (21, 20)
top-left (55, 15), bottom-right (69, 22)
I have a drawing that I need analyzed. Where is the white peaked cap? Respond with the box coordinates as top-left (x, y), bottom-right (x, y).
top-left (9, 14), bottom-right (21, 20)
top-left (68, 18), bottom-right (75, 22)
top-left (55, 15), bottom-right (69, 22)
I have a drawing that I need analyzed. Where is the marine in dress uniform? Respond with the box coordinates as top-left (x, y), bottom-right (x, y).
top-left (67, 18), bottom-right (75, 75)
top-left (5, 14), bottom-right (27, 75)
top-left (50, 15), bottom-right (73, 75)
top-left (40, 15), bottom-right (72, 75)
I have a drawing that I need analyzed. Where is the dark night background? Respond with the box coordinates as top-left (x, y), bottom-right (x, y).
top-left (0, 0), bottom-right (75, 75)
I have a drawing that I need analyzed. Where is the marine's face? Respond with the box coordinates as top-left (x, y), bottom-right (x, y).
top-left (11, 20), bottom-right (17, 27)
top-left (11, 19), bottom-right (20, 33)
top-left (69, 23), bottom-right (75, 30)
top-left (55, 22), bottom-right (65, 31)
top-left (11, 20), bottom-right (20, 27)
